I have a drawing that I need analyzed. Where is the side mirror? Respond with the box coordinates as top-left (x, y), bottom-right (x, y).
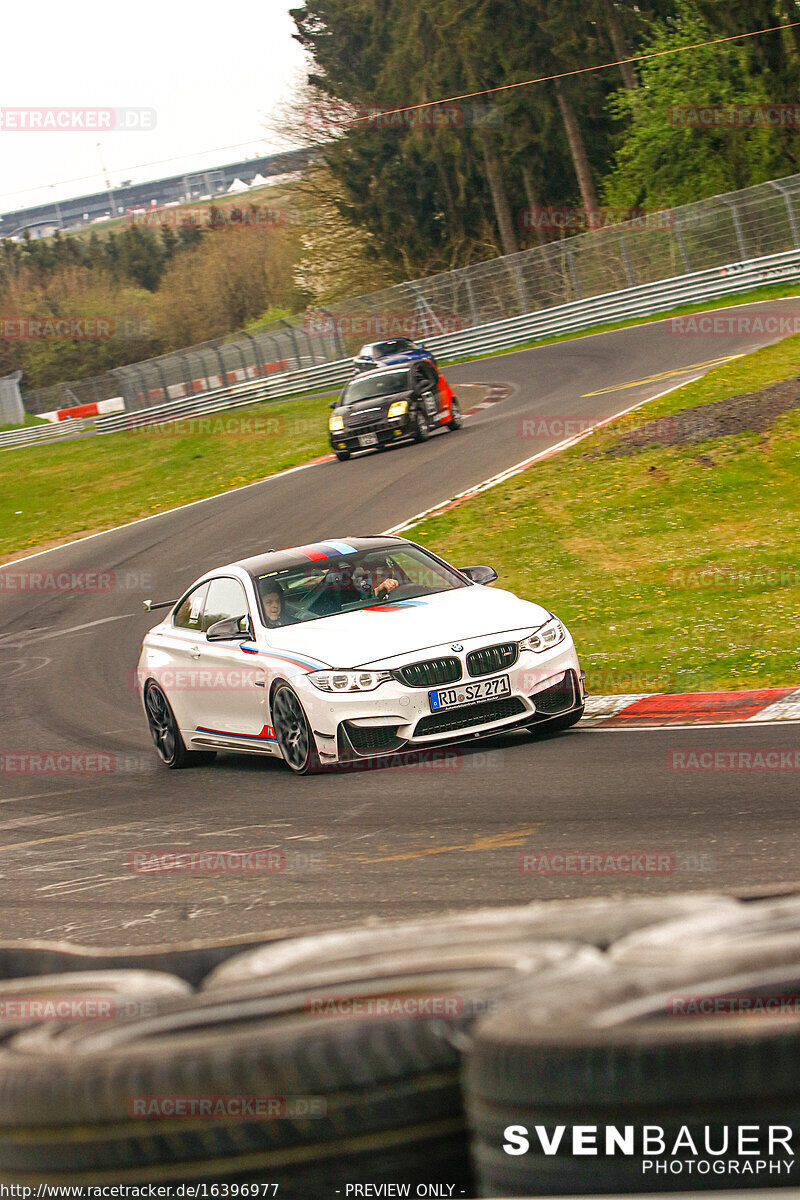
top-left (330, 400), bottom-right (338, 409)
top-left (206, 614), bottom-right (252, 641)
top-left (459, 565), bottom-right (498, 585)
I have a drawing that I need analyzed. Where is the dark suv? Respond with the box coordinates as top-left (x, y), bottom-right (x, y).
top-left (328, 362), bottom-right (462, 461)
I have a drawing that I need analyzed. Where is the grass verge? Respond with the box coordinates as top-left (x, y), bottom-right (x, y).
top-left (1, 394), bottom-right (332, 562)
top-left (411, 335), bottom-right (800, 693)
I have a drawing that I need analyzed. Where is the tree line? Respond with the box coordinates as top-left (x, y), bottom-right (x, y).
top-left (3, 0), bottom-right (800, 392)
top-left (290, 0), bottom-right (800, 271)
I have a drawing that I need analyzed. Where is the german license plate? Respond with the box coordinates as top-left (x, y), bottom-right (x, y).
top-left (358, 433), bottom-right (379, 447)
top-left (429, 674), bottom-right (511, 711)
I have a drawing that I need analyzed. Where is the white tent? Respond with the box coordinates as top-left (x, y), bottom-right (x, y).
top-left (250, 173), bottom-right (269, 188)
top-left (226, 178), bottom-right (250, 194)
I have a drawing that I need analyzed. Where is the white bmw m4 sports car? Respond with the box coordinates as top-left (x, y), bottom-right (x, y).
top-left (137, 536), bottom-right (584, 774)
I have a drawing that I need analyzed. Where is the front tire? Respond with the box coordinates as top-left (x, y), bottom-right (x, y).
top-left (271, 683), bottom-right (320, 775)
top-left (446, 397), bottom-right (463, 430)
top-left (144, 682), bottom-right (216, 769)
top-left (411, 407), bottom-right (430, 442)
top-left (335, 450), bottom-right (350, 462)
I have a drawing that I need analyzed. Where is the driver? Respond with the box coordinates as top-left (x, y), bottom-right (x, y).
top-left (358, 558), bottom-right (401, 600)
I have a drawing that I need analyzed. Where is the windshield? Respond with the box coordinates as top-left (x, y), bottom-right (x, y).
top-left (254, 545), bottom-right (466, 625)
top-left (342, 370), bottom-right (409, 404)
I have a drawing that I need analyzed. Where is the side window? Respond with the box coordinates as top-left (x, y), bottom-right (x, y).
top-left (173, 583), bottom-right (209, 631)
top-left (201, 577), bottom-right (250, 634)
top-left (420, 362), bottom-right (438, 387)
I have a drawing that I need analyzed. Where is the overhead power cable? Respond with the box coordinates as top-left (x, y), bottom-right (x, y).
top-left (350, 19), bottom-right (800, 122)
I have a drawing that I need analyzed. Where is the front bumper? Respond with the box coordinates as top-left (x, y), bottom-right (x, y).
top-left (329, 413), bottom-right (411, 453)
top-left (294, 639), bottom-right (584, 764)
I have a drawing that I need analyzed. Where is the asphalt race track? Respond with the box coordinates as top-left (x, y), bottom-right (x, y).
top-left (1, 299), bottom-right (799, 946)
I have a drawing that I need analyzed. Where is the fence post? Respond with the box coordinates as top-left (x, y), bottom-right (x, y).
top-left (721, 198), bottom-right (747, 261)
top-left (278, 319), bottom-right (301, 368)
top-left (242, 331), bottom-right (265, 379)
top-left (463, 275), bottom-right (480, 327)
top-left (318, 309), bottom-right (346, 359)
top-left (770, 179), bottom-right (800, 248)
top-left (565, 244), bottom-right (582, 300)
top-left (671, 214), bottom-right (691, 273)
top-left (614, 231), bottom-right (635, 286)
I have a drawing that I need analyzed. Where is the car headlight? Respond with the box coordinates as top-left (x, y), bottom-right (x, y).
top-left (519, 616), bottom-right (566, 654)
top-left (387, 400), bottom-right (408, 418)
top-left (329, 413), bottom-right (345, 432)
top-left (309, 670), bottom-right (393, 693)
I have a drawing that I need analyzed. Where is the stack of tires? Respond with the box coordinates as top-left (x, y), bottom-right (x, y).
top-left (466, 896), bottom-right (800, 1195)
top-left (0, 894), bottom-right (797, 1196)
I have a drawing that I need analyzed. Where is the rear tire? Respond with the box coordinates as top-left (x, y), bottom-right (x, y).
top-left (144, 682), bottom-right (216, 769)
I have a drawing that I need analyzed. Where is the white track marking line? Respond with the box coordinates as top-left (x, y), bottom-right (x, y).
top-left (0, 613), bottom-right (132, 649)
top-left (383, 378), bottom-right (698, 534)
top-left (0, 789), bottom-right (88, 806)
top-left (580, 718), bottom-right (800, 732)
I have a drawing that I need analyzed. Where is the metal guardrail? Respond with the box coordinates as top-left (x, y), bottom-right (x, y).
top-left (3, 246), bottom-right (799, 452)
top-left (0, 418), bottom-right (89, 450)
top-left (421, 246), bottom-right (800, 359)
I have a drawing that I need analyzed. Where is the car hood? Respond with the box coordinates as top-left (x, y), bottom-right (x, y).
top-left (341, 389), bottom-right (411, 414)
top-left (261, 586), bottom-right (551, 669)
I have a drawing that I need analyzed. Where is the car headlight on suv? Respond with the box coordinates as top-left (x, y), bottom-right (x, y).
top-left (329, 412), bottom-right (345, 432)
top-left (387, 400), bottom-right (409, 418)
top-left (309, 670), bottom-right (393, 693)
top-left (519, 616), bottom-right (566, 654)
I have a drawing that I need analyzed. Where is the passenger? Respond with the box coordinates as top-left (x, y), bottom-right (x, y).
top-left (262, 581), bottom-right (288, 628)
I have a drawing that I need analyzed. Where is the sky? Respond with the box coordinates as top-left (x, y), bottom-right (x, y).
top-left (0, 1), bottom-right (309, 216)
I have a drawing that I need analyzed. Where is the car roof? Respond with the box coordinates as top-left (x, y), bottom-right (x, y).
top-left (235, 536), bottom-right (410, 579)
top-left (347, 363), bottom-right (414, 380)
top-left (360, 339), bottom-right (415, 354)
